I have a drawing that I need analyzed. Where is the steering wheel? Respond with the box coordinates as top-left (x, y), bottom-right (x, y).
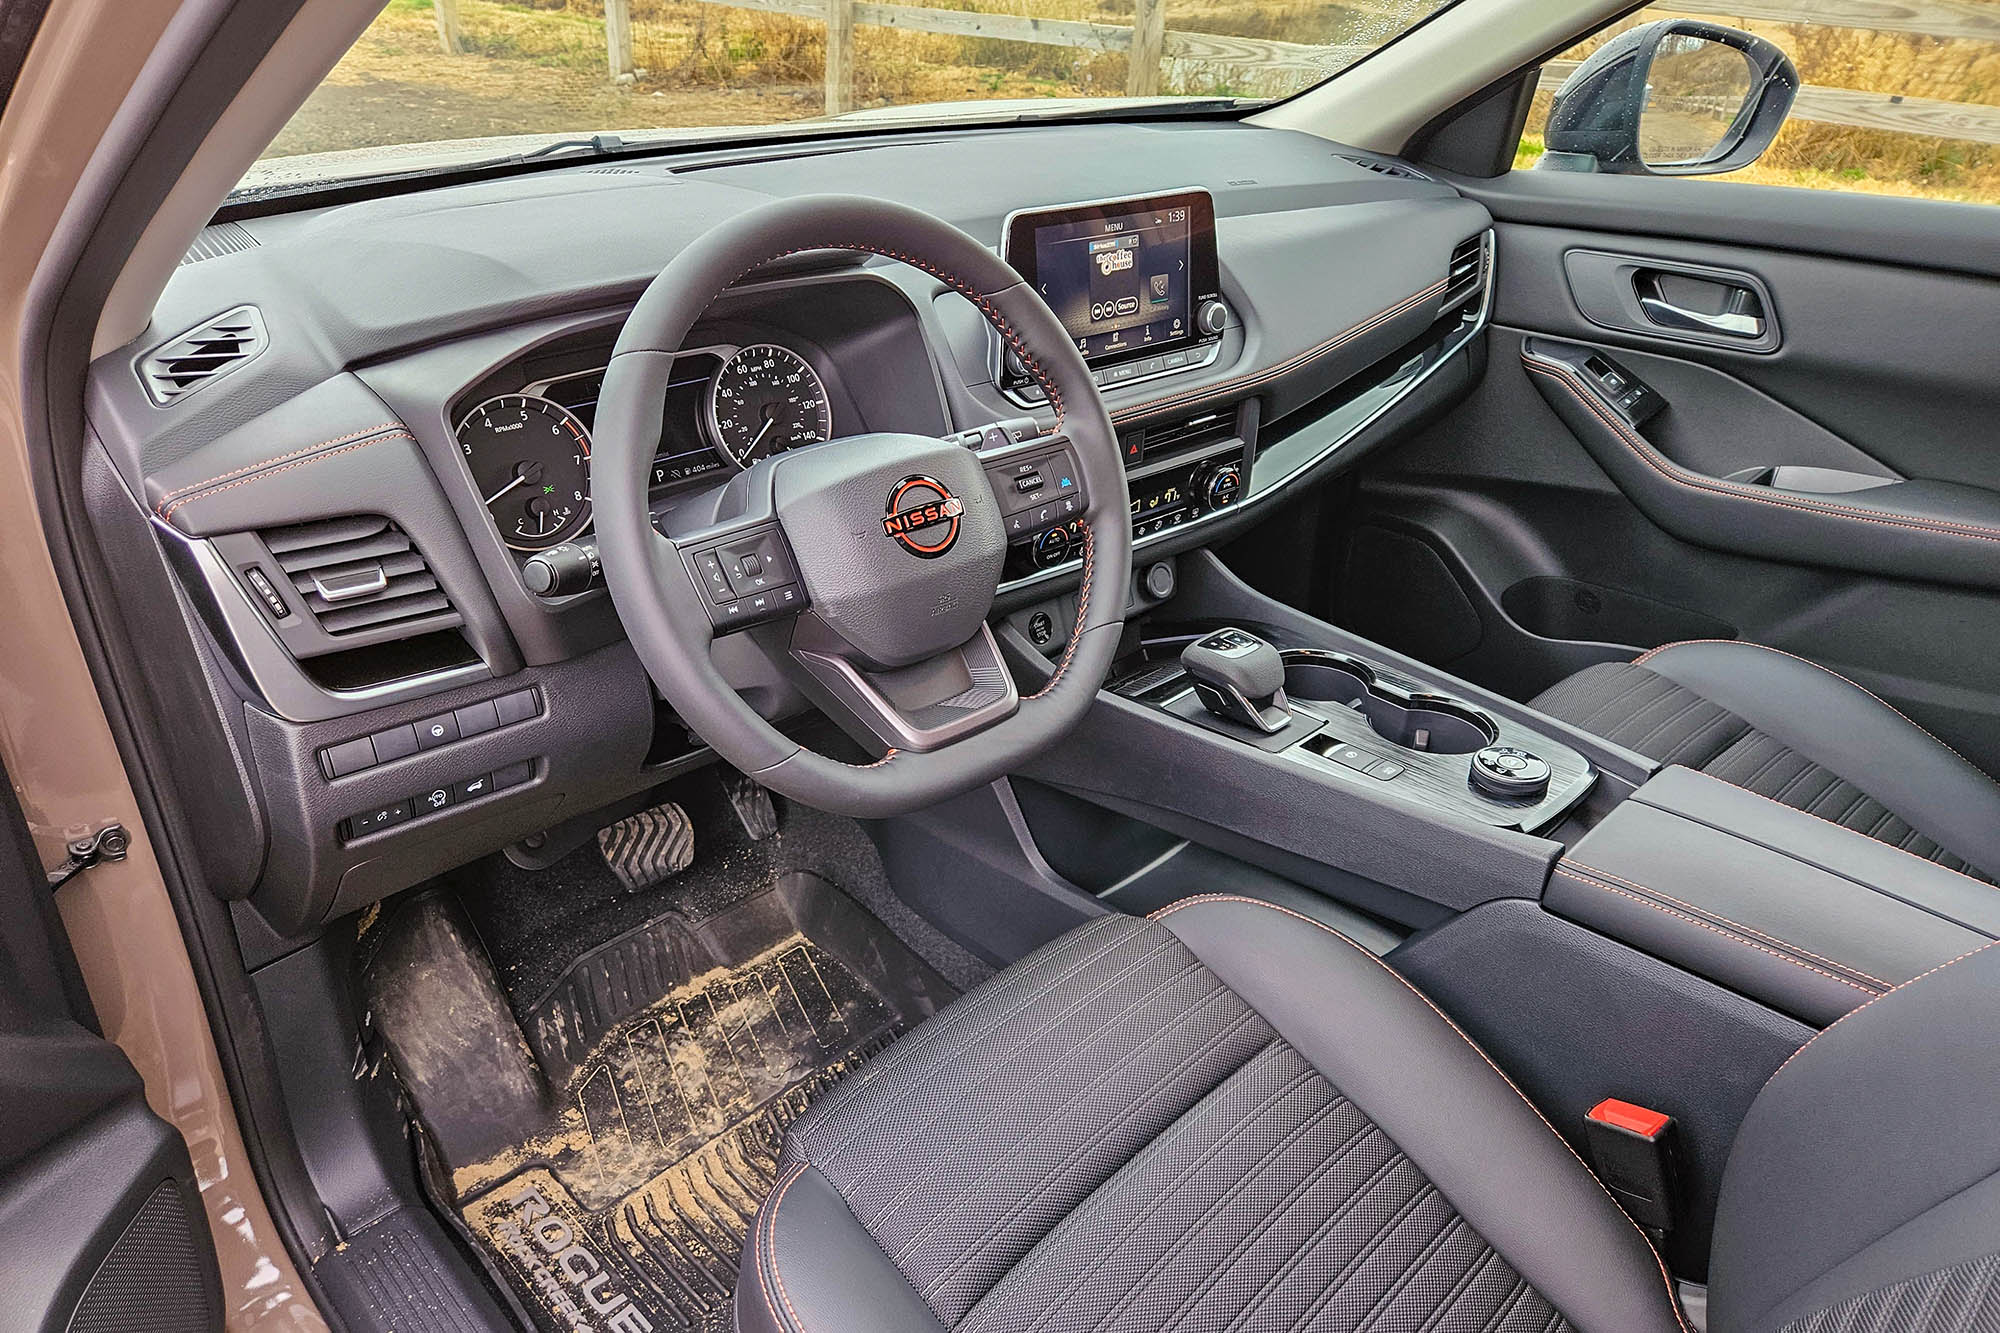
top-left (593, 196), bottom-right (1132, 818)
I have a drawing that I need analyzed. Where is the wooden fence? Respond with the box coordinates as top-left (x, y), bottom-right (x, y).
top-left (427, 0), bottom-right (2000, 142)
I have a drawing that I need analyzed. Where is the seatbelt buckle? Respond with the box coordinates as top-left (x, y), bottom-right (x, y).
top-left (1584, 1099), bottom-right (1680, 1235)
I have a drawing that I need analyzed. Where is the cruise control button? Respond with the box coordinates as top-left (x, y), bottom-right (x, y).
top-left (414, 712), bottom-right (459, 749)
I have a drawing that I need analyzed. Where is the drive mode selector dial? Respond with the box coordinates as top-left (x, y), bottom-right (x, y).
top-left (1470, 745), bottom-right (1552, 800)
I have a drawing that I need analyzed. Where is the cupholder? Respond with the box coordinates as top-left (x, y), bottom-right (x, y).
top-left (1283, 653), bottom-right (1497, 755)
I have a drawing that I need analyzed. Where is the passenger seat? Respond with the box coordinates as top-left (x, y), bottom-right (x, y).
top-left (1534, 640), bottom-right (2000, 883)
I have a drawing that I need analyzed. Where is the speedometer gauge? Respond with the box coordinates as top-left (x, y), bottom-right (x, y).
top-left (705, 344), bottom-right (833, 466)
top-left (456, 394), bottom-right (593, 551)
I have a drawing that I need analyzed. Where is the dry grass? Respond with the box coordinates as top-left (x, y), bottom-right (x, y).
top-left (271, 0), bottom-right (2000, 208)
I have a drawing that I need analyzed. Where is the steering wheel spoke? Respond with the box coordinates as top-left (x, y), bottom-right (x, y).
top-left (973, 431), bottom-right (1095, 539)
top-left (789, 621), bottom-right (1019, 755)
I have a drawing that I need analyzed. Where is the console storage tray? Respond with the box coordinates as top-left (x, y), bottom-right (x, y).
top-left (1548, 766), bottom-right (2000, 1026)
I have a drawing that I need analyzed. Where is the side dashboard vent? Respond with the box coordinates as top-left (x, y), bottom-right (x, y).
top-left (1142, 408), bottom-right (1237, 459)
top-left (138, 305), bottom-right (266, 405)
top-left (262, 515), bottom-right (460, 641)
top-left (1337, 153), bottom-right (1433, 182)
top-left (1442, 234), bottom-right (1488, 314)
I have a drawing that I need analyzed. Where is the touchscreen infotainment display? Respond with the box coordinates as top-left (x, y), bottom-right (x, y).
top-left (1003, 189), bottom-right (1220, 371)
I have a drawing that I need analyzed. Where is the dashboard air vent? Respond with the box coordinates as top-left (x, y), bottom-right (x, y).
top-left (262, 515), bottom-right (460, 640)
top-left (1442, 235), bottom-right (1487, 313)
top-left (1142, 408), bottom-right (1236, 459)
top-left (138, 305), bottom-right (266, 405)
top-left (1337, 153), bottom-right (1432, 182)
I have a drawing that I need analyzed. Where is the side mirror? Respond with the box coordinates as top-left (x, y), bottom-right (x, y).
top-left (1540, 19), bottom-right (1798, 176)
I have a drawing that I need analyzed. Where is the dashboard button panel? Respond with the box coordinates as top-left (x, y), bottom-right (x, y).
top-left (317, 687), bottom-right (543, 779)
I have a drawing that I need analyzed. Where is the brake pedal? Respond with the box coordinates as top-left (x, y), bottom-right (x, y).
top-left (596, 802), bottom-right (694, 891)
top-left (723, 773), bottom-right (779, 841)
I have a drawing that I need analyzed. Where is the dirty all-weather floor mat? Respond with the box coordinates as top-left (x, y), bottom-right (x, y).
top-left (364, 871), bottom-right (955, 1333)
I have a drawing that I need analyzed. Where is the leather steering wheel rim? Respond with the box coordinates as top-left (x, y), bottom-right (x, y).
top-left (593, 195), bottom-right (1132, 819)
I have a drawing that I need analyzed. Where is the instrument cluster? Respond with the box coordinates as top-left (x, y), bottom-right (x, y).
top-left (454, 341), bottom-right (834, 551)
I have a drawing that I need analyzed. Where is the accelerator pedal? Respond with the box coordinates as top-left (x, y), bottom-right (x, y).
top-left (724, 772), bottom-right (779, 841)
top-left (595, 801), bottom-right (694, 891)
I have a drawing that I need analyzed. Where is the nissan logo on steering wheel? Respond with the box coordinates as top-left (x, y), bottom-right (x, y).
top-left (882, 475), bottom-right (964, 557)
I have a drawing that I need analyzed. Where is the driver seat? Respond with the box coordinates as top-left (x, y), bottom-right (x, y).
top-left (737, 896), bottom-right (2000, 1333)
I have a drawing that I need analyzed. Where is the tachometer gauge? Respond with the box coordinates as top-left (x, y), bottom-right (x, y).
top-left (705, 343), bottom-right (833, 466)
top-left (456, 394), bottom-right (592, 551)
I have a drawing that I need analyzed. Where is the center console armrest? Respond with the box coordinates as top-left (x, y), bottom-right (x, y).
top-left (1548, 766), bottom-right (1998, 1027)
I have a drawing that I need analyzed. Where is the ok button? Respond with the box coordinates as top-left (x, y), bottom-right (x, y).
top-left (414, 711), bottom-right (460, 750)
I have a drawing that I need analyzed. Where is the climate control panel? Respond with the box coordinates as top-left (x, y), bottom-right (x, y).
top-left (1003, 440), bottom-right (1248, 580)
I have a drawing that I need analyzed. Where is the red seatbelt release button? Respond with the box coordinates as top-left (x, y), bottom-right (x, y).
top-left (1584, 1099), bottom-right (1679, 1235)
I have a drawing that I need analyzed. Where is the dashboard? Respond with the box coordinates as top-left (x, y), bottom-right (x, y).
top-left (84, 118), bottom-right (1494, 946)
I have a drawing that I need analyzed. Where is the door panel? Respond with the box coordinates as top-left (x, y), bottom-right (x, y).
top-left (1317, 175), bottom-right (2000, 775)
top-left (1489, 215), bottom-right (2000, 488)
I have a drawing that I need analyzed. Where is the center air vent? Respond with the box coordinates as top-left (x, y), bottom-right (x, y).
top-left (138, 305), bottom-right (266, 405)
top-left (1442, 234), bottom-right (1488, 313)
top-left (262, 515), bottom-right (460, 642)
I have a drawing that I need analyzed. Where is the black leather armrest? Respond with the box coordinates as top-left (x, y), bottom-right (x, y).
top-left (1547, 767), bottom-right (1997, 1027)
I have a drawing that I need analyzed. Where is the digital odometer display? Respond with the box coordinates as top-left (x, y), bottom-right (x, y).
top-left (1004, 189), bottom-right (1220, 369)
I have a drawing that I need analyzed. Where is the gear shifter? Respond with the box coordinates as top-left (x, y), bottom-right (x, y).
top-left (1181, 628), bottom-right (1293, 734)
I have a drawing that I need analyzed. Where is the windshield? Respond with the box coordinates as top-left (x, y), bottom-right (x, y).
top-left (239, 0), bottom-right (1457, 196)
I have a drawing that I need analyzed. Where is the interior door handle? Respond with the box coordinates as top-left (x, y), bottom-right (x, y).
top-left (1635, 273), bottom-right (1766, 339)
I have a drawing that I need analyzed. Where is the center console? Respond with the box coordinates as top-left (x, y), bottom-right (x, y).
top-left (1110, 633), bottom-right (1597, 834)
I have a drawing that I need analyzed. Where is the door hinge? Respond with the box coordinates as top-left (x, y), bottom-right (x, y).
top-left (46, 824), bottom-right (130, 890)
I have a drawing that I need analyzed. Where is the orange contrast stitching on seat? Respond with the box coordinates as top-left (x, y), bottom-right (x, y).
top-left (1675, 768), bottom-right (1999, 891)
top-left (1553, 868), bottom-right (1880, 996)
top-left (1561, 859), bottom-right (1893, 988)
top-left (157, 430), bottom-right (416, 522)
top-left (1761, 938), bottom-right (2000, 1092)
top-left (1630, 639), bottom-right (1995, 780)
top-left (1149, 892), bottom-right (1693, 1333)
top-left (1524, 356), bottom-right (2000, 545)
top-left (1112, 279), bottom-right (1449, 425)
top-left (759, 1161), bottom-right (811, 1333)
top-left (153, 421), bottom-right (406, 512)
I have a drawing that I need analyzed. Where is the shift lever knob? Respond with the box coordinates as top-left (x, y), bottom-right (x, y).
top-left (1181, 628), bottom-right (1292, 734)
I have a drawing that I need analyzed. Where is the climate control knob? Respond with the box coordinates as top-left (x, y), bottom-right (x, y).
top-left (1196, 298), bottom-right (1229, 337)
top-left (1203, 463), bottom-right (1243, 510)
top-left (1031, 527), bottom-right (1070, 569)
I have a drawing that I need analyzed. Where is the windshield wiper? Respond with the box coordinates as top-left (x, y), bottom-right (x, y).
top-left (515, 133), bottom-right (627, 162)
